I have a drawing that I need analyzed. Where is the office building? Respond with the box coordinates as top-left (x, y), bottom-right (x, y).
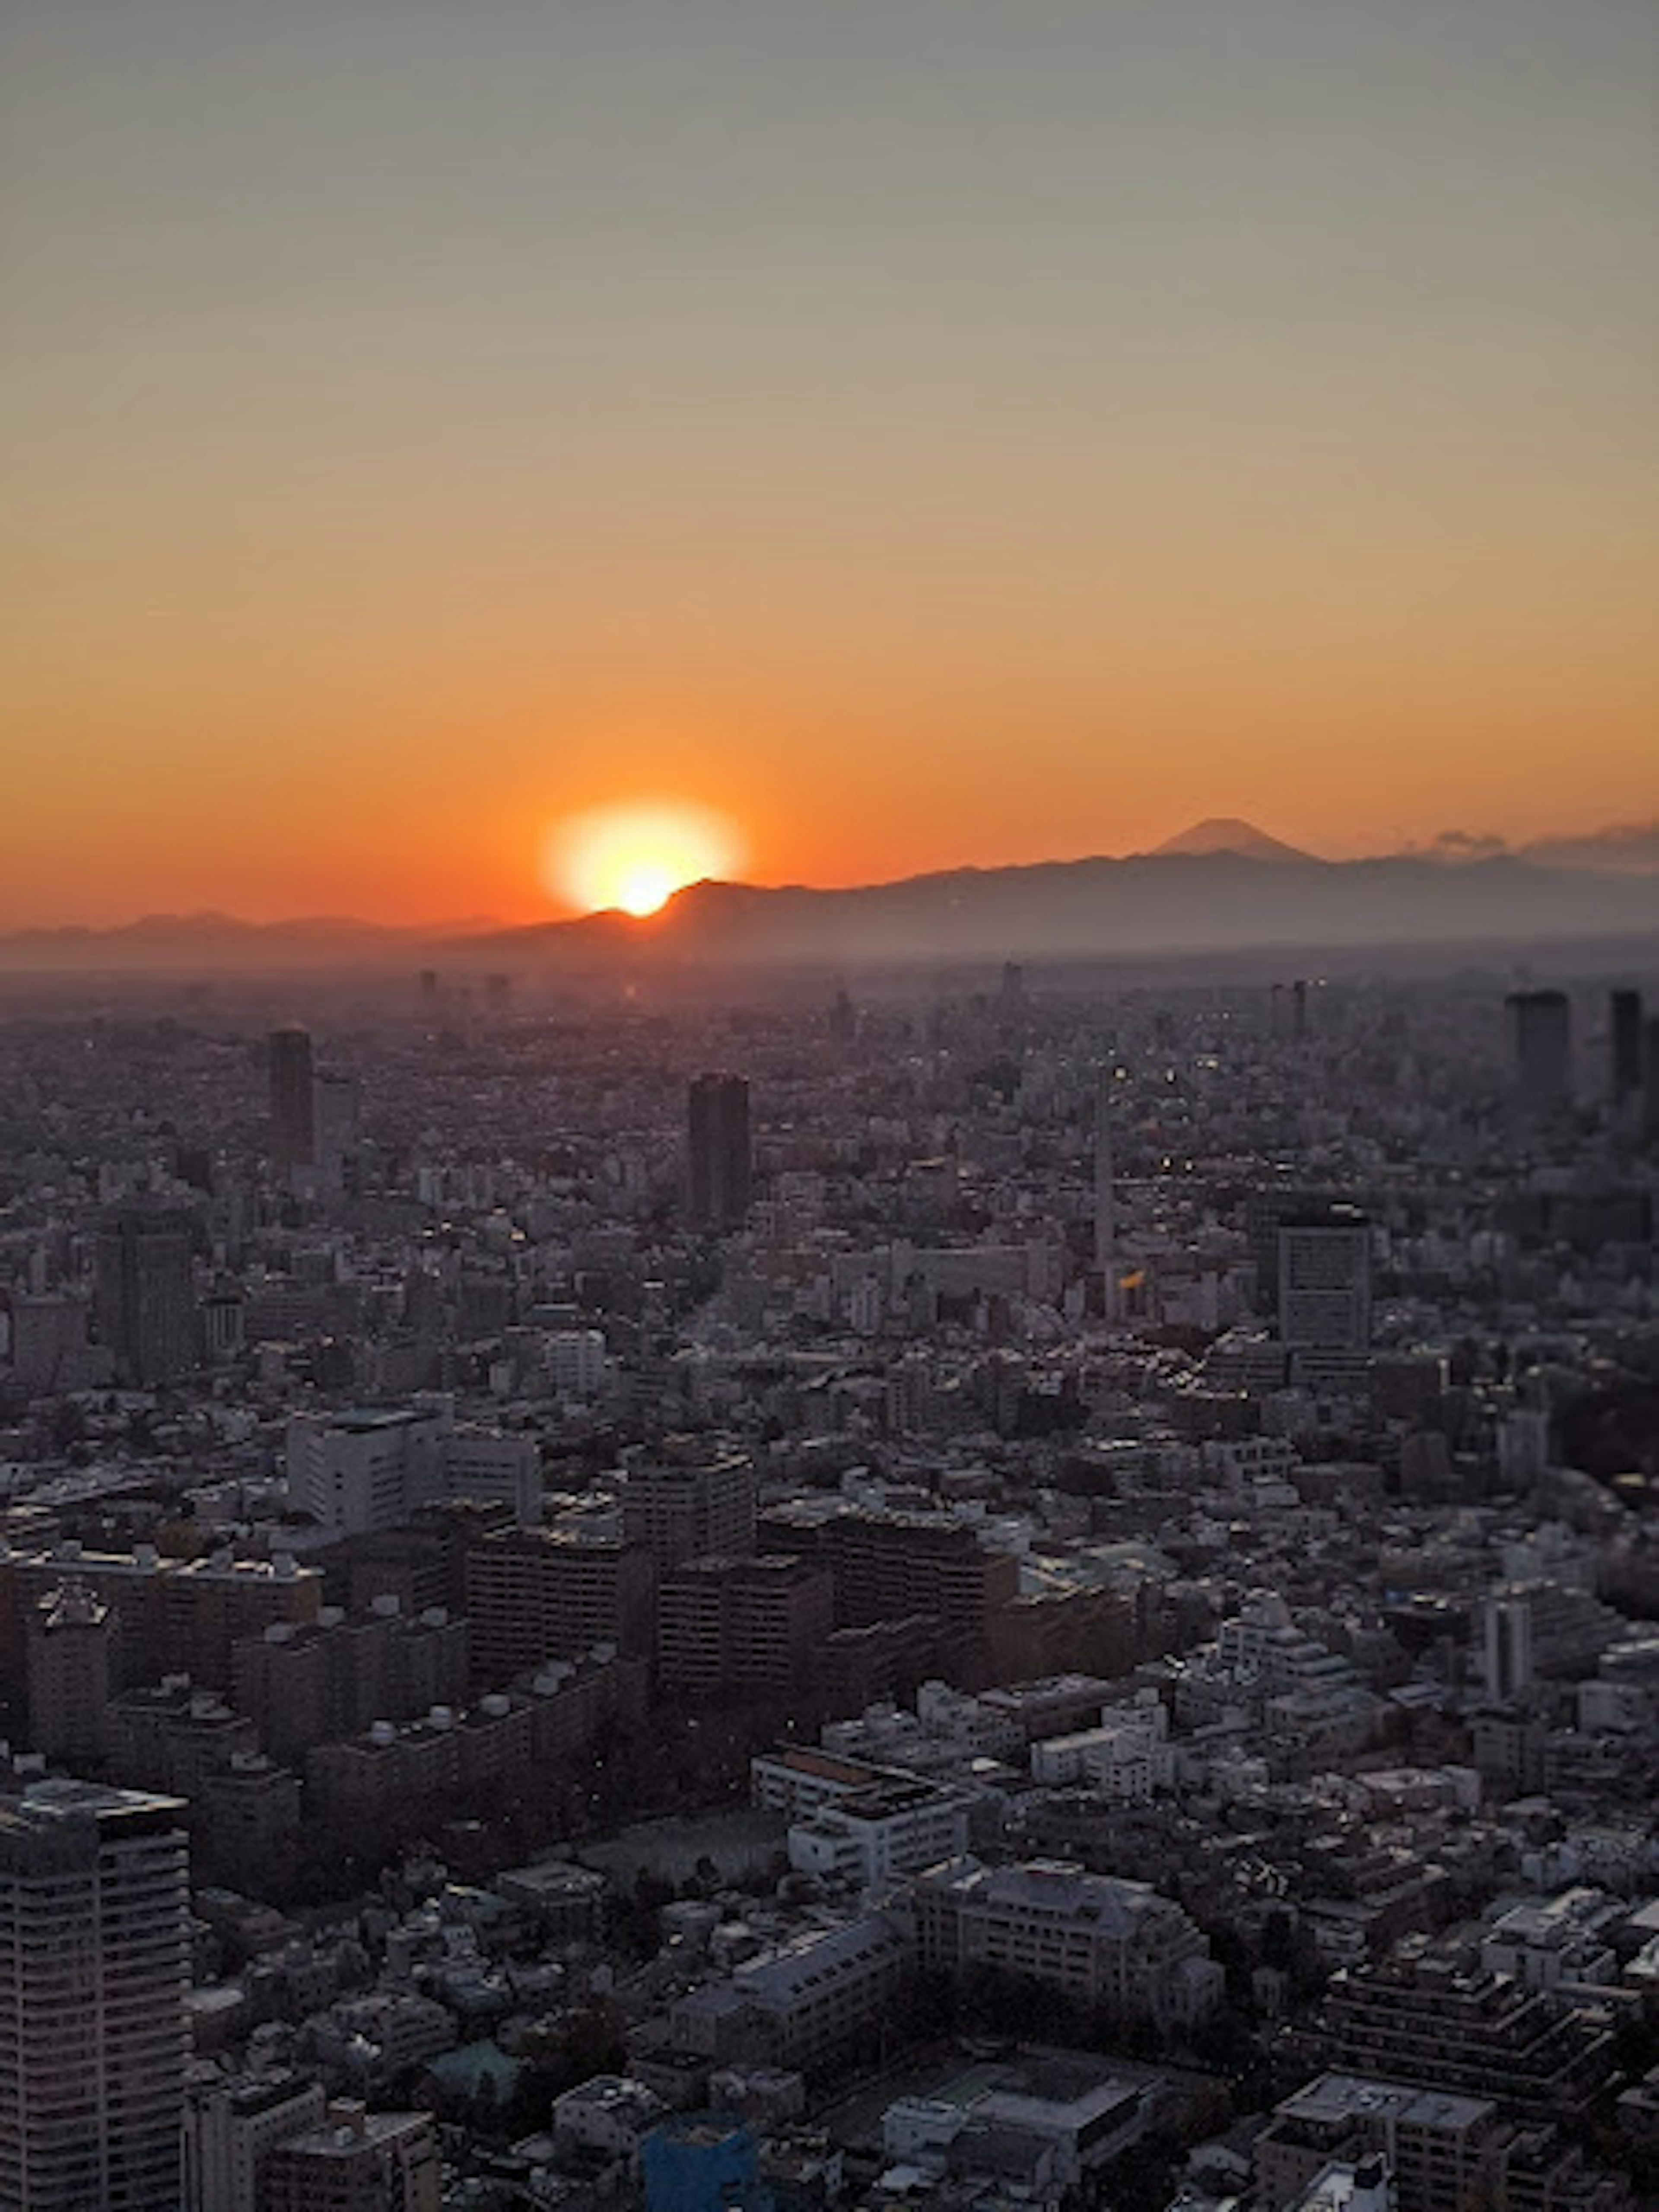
top-left (94, 1206), bottom-right (199, 1387)
top-left (624, 1447), bottom-right (757, 1568)
top-left (0, 1779), bottom-right (190, 2212)
top-left (1246, 1182), bottom-right (1341, 1316)
top-left (285, 1404), bottom-right (542, 1536)
top-left (687, 1072), bottom-right (752, 1227)
top-left (1094, 1081), bottom-right (1118, 1317)
top-left (546, 1327), bottom-right (607, 1397)
top-left (1609, 988), bottom-right (1643, 1102)
top-left (267, 1027), bottom-right (316, 1166)
top-left (183, 2069), bottom-right (327, 2212)
top-left (262, 2103), bottom-right (441, 2212)
top-left (1278, 1207), bottom-right (1373, 1353)
top-left (1506, 991), bottom-right (1572, 1115)
top-left (313, 1067), bottom-right (360, 1169)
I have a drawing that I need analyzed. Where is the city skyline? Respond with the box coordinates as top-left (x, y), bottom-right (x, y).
top-left (6, 3), bottom-right (1657, 924)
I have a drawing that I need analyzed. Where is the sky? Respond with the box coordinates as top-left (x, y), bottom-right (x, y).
top-left (3, 0), bottom-right (1656, 924)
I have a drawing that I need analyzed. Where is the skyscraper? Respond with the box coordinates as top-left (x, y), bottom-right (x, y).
top-left (94, 1207), bottom-right (198, 1386)
top-left (1093, 1081), bottom-right (1117, 1319)
top-left (1278, 1207), bottom-right (1373, 1353)
top-left (311, 1068), bottom-right (361, 1187)
top-left (1506, 990), bottom-right (1572, 1115)
top-left (267, 1027), bottom-right (316, 1167)
top-left (1609, 988), bottom-right (1643, 1104)
top-left (687, 1072), bottom-right (752, 1227)
top-left (0, 1779), bottom-right (191, 2211)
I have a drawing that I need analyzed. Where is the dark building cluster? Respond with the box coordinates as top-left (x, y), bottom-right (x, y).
top-left (0, 954), bottom-right (1654, 2210)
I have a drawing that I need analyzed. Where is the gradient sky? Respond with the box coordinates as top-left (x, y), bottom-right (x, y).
top-left (4, 1), bottom-right (1656, 923)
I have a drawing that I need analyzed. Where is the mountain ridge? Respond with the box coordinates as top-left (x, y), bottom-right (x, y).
top-left (0, 821), bottom-right (1650, 969)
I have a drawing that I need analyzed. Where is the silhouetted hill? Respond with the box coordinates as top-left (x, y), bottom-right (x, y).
top-left (3, 836), bottom-right (1649, 972)
top-left (0, 913), bottom-right (497, 970)
top-left (465, 847), bottom-right (1653, 969)
top-left (1519, 820), bottom-right (1659, 874)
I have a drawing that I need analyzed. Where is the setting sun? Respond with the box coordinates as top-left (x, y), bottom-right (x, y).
top-left (544, 803), bottom-right (745, 918)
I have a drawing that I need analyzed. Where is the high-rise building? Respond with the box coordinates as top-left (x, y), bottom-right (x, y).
top-left (267, 1027), bottom-right (316, 1166)
top-left (1609, 988), bottom-right (1643, 1103)
top-left (94, 1207), bottom-right (199, 1386)
top-left (0, 1544), bottom-right (321, 1697)
top-left (687, 1072), bottom-right (752, 1227)
top-left (623, 1448), bottom-right (757, 1569)
top-left (1644, 1016), bottom-right (1659, 1147)
top-left (463, 1527), bottom-right (657, 1683)
top-left (760, 1504), bottom-right (1020, 1688)
top-left (0, 1779), bottom-right (191, 2211)
top-left (311, 1069), bottom-right (361, 1185)
top-left (25, 1582), bottom-right (115, 1768)
top-left (656, 1554), bottom-right (834, 1698)
top-left (1506, 990), bottom-right (1572, 1115)
top-left (1093, 1082), bottom-right (1116, 1316)
top-left (1277, 1208), bottom-right (1373, 1353)
top-left (183, 2069), bottom-right (327, 2212)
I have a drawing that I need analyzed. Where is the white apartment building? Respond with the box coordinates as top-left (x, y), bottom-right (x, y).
top-left (821, 1680), bottom-right (1026, 1772)
top-left (788, 1777), bottom-right (973, 1889)
top-left (1030, 1692), bottom-right (1173, 1804)
top-left (751, 1745), bottom-right (893, 1819)
top-left (1215, 1591), bottom-right (1357, 1696)
top-left (184, 2070), bottom-right (327, 2212)
top-left (545, 1328), bottom-right (608, 1398)
top-left (285, 1402), bottom-right (540, 1535)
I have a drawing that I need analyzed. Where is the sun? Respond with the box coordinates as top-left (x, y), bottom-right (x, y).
top-left (544, 802), bottom-right (744, 918)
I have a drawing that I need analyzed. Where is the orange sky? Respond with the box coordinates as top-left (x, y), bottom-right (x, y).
top-left (4, 4), bottom-right (1656, 925)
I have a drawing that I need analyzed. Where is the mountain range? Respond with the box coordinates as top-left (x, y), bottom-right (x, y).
top-left (2, 820), bottom-right (1651, 971)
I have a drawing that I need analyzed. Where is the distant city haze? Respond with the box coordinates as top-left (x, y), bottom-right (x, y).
top-left (6, 2), bottom-right (1657, 923)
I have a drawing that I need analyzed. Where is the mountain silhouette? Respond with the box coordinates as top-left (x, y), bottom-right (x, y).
top-left (2, 827), bottom-right (1650, 971)
top-left (1150, 818), bottom-right (1316, 864)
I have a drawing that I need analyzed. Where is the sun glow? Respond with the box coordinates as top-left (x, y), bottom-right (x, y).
top-left (545, 803), bottom-right (744, 918)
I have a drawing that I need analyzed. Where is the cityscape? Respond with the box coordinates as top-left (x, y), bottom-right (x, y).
top-left (0, 928), bottom-right (1654, 2210)
top-left (6, 3), bottom-right (1656, 2209)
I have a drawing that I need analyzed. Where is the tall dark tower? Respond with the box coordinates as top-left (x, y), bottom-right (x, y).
top-left (267, 1027), bottom-right (316, 1166)
top-left (95, 1208), bottom-right (198, 1386)
top-left (1506, 990), bottom-right (1571, 1115)
top-left (687, 1073), bottom-right (752, 1228)
top-left (1610, 989), bottom-right (1643, 1103)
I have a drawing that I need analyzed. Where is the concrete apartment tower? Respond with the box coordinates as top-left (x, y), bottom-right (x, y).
top-left (0, 1780), bottom-right (191, 2210)
top-left (25, 1581), bottom-right (116, 1768)
top-left (687, 1072), bottom-right (753, 1227)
